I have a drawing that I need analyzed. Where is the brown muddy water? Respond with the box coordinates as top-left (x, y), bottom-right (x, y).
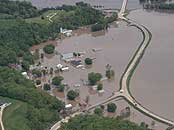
top-left (30, 9), bottom-right (174, 129)
top-left (31, 21), bottom-right (142, 105)
top-left (18, 0), bottom-right (141, 9)
top-left (128, 9), bottom-right (174, 121)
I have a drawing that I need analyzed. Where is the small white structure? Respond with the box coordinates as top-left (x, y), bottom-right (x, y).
top-left (76, 64), bottom-right (84, 69)
top-left (92, 85), bottom-right (98, 91)
top-left (60, 27), bottom-right (72, 37)
top-left (74, 84), bottom-right (81, 88)
top-left (65, 104), bottom-right (72, 109)
top-left (92, 48), bottom-right (102, 52)
top-left (98, 89), bottom-right (105, 94)
top-left (57, 64), bottom-right (63, 69)
top-left (21, 72), bottom-right (29, 79)
top-left (120, 89), bottom-right (124, 93)
top-left (61, 67), bottom-right (69, 71)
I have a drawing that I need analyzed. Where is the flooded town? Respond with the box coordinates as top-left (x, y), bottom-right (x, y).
top-left (1, 0), bottom-right (174, 130)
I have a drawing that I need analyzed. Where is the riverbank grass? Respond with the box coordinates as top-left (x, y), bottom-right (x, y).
top-left (25, 10), bottom-right (66, 24)
top-left (0, 96), bottom-right (30, 130)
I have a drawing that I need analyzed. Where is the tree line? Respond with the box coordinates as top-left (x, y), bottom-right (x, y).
top-left (0, 67), bottom-right (64, 129)
top-left (59, 115), bottom-right (152, 130)
top-left (0, 0), bottom-right (40, 19)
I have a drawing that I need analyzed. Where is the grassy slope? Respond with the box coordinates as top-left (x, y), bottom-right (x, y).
top-left (25, 10), bottom-right (66, 24)
top-left (0, 96), bottom-right (31, 130)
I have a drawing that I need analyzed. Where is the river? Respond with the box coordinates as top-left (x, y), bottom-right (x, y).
top-left (129, 9), bottom-right (174, 120)
top-left (18, 0), bottom-right (141, 9)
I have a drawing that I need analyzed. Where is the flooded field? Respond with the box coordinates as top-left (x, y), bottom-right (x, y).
top-left (30, 21), bottom-right (142, 105)
top-left (129, 9), bottom-right (174, 120)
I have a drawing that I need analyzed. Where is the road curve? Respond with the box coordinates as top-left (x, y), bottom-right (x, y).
top-left (0, 103), bottom-right (11, 130)
top-left (50, 1), bottom-right (174, 129)
top-left (119, 0), bottom-right (174, 126)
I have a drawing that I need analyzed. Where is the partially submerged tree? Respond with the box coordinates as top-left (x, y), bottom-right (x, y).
top-left (43, 83), bottom-right (51, 91)
top-left (88, 72), bottom-right (102, 85)
top-left (85, 58), bottom-right (93, 65)
top-left (107, 103), bottom-right (117, 113)
top-left (52, 76), bottom-right (64, 86)
top-left (43, 44), bottom-right (55, 54)
top-left (67, 90), bottom-right (79, 100)
top-left (94, 107), bottom-right (103, 116)
top-left (97, 83), bottom-right (103, 91)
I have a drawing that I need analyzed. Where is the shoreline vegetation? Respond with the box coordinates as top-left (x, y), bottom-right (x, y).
top-left (140, 0), bottom-right (174, 12)
top-left (59, 115), bottom-right (152, 130)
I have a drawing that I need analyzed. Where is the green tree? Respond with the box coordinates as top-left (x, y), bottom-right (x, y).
top-left (67, 90), bottom-right (79, 100)
top-left (106, 69), bottom-right (115, 79)
top-left (91, 23), bottom-right (106, 32)
top-left (32, 69), bottom-right (42, 78)
top-left (43, 44), bottom-right (55, 54)
top-left (85, 58), bottom-right (93, 65)
top-left (107, 103), bottom-right (117, 113)
top-left (140, 122), bottom-right (149, 128)
top-left (52, 76), bottom-right (64, 86)
top-left (58, 84), bottom-right (65, 92)
top-left (88, 72), bottom-right (102, 85)
top-left (36, 80), bottom-right (41, 85)
top-left (94, 107), bottom-right (103, 116)
top-left (97, 83), bottom-right (103, 91)
top-left (43, 83), bottom-right (51, 91)
top-left (21, 61), bottom-right (30, 71)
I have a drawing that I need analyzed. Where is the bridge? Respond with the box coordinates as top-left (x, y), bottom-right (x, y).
top-left (50, 1), bottom-right (174, 130)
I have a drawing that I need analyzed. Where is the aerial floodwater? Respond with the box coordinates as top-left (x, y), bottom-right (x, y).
top-left (27, 0), bottom-right (174, 129)
top-left (19, 0), bottom-right (141, 9)
top-left (129, 10), bottom-right (174, 120)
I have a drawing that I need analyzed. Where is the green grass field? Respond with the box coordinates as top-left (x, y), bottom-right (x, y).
top-left (0, 96), bottom-right (31, 130)
top-left (25, 10), bottom-right (67, 24)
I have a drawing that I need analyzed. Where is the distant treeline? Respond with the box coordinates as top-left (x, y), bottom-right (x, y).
top-left (0, 0), bottom-right (40, 19)
top-left (0, 1), bottom-right (107, 67)
top-left (139, 0), bottom-right (174, 10)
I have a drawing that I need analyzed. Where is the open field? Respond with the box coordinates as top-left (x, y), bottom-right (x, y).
top-left (0, 96), bottom-right (30, 130)
top-left (25, 10), bottom-right (68, 24)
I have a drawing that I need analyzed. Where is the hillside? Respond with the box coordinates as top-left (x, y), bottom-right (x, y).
top-left (59, 115), bottom-right (152, 130)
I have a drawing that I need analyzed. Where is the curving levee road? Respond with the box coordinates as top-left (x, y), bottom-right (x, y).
top-left (118, 0), bottom-right (174, 126)
top-left (88, 0), bottom-right (174, 127)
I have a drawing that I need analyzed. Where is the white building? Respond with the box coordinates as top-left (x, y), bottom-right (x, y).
top-left (60, 27), bottom-right (72, 37)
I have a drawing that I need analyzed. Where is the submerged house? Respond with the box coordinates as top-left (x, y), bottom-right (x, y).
top-left (61, 53), bottom-right (74, 62)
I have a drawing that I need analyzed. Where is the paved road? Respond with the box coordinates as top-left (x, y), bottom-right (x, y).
top-left (87, 0), bottom-right (174, 126)
top-left (47, 13), bottom-right (57, 23)
top-left (0, 103), bottom-right (11, 130)
top-left (50, 112), bottom-right (83, 130)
